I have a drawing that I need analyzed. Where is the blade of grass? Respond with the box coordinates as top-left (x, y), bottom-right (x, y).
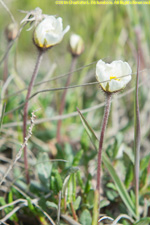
top-left (102, 153), bottom-right (136, 219)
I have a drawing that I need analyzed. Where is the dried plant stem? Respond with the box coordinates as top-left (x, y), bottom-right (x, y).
top-left (0, 24), bottom-right (25, 67)
top-left (0, 111), bottom-right (37, 187)
top-left (56, 56), bottom-right (77, 142)
top-left (0, 193), bottom-right (55, 225)
top-left (3, 41), bottom-right (10, 97)
top-left (3, 53), bottom-right (8, 84)
top-left (23, 50), bottom-right (43, 184)
top-left (57, 191), bottom-right (61, 225)
top-left (93, 93), bottom-right (111, 225)
top-left (0, 0), bottom-right (16, 23)
top-left (70, 202), bottom-right (78, 221)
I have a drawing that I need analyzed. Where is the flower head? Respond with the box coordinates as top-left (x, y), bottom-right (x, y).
top-left (33, 16), bottom-right (70, 49)
top-left (96, 60), bottom-right (132, 93)
top-left (69, 33), bottom-right (84, 56)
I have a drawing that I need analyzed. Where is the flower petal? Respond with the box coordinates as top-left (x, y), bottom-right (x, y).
top-left (96, 60), bottom-right (132, 93)
top-left (33, 15), bottom-right (70, 49)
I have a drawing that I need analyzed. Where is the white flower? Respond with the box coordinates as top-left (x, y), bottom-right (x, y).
top-left (69, 33), bottom-right (84, 56)
top-left (33, 16), bottom-right (70, 49)
top-left (96, 60), bottom-right (132, 93)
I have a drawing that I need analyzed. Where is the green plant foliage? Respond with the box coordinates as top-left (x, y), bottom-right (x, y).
top-left (73, 196), bottom-right (81, 211)
top-left (79, 209), bottom-right (92, 225)
top-left (50, 169), bottom-right (63, 194)
top-left (134, 218), bottom-right (150, 225)
top-left (46, 201), bottom-right (58, 210)
top-left (36, 152), bottom-right (52, 189)
top-left (77, 108), bottom-right (136, 218)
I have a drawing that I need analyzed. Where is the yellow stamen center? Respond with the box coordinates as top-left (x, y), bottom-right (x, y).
top-left (110, 76), bottom-right (120, 81)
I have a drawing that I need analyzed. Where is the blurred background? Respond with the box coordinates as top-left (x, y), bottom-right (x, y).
top-left (0, 1), bottom-right (150, 135)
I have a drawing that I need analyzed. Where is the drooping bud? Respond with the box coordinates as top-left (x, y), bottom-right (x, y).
top-left (69, 33), bottom-right (84, 56)
top-left (5, 23), bottom-right (18, 42)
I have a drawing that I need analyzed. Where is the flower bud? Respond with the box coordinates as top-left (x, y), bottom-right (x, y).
top-left (69, 34), bottom-right (84, 56)
top-left (96, 60), bottom-right (132, 93)
top-left (33, 16), bottom-right (70, 50)
top-left (5, 23), bottom-right (18, 41)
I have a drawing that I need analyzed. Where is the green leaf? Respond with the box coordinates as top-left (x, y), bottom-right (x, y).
top-left (27, 197), bottom-right (35, 211)
top-left (0, 194), bottom-right (18, 221)
top-left (134, 218), bottom-right (150, 225)
top-left (77, 108), bottom-right (98, 150)
top-left (8, 190), bottom-right (13, 204)
top-left (106, 187), bottom-right (118, 201)
top-left (51, 170), bottom-right (63, 194)
top-left (84, 174), bottom-right (92, 194)
top-left (73, 196), bottom-right (81, 210)
top-left (111, 132), bottom-right (123, 159)
top-left (80, 209), bottom-right (92, 225)
top-left (76, 170), bottom-right (84, 190)
top-left (77, 108), bottom-right (136, 219)
top-left (46, 201), bottom-right (58, 210)
top-left (67, 173), bottom-right (76, 203)
top-left (81, 130), bottom-right (91, 151)
top-left (36, 152), bottom-right (52, 188)
top-left (140, 154), bottom-right (150, 172)
top-left (99, 199), bottom-right (110, 209)
top-left (87, 189), bottom-right (94, 208)
top-left (102, 153), bottom-right (136, 218)
top-left (0, 102), bottom-right (6, 130)
top-left (106, 182), bottom-right (117, 191)
top-left (62, 168), bottom-right (79, 203)
top-left (73, 149), bottom-right (83, 166)
top-left (124, 163), bottom-right (134, 189)
top-left (0, 197), bottom-right (10, 214)
top-left (30, 180), bottom-right (49, 193)
top-left (62, 175), bottom-right (70, 198)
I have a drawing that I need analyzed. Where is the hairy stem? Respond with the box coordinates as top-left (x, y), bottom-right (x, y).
top-left (96, 93), bottom-right (111, 192)
top-left (56, 56), bottom-right (77, 142)
top-left (92, 94), bottom-right (111, 225)
top-left (92, 94), bottom-right (112, 225)
top-left (134, 61), bottom-right (140, 219)
top-left (23, 50), bottom-right (43, 184)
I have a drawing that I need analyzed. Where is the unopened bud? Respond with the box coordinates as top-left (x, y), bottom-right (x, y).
top-left (69, 34), bottom-right (84, 56)
top-left (5, 23), bottom-right (18, 41)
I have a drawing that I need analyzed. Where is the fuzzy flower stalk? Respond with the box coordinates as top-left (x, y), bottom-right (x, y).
top-left (23, 14), bottom-right (70, 184)
top-left (92, 60), bottom-right (132, 224)
top-left (56, 33), bottom-right (84, 142)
